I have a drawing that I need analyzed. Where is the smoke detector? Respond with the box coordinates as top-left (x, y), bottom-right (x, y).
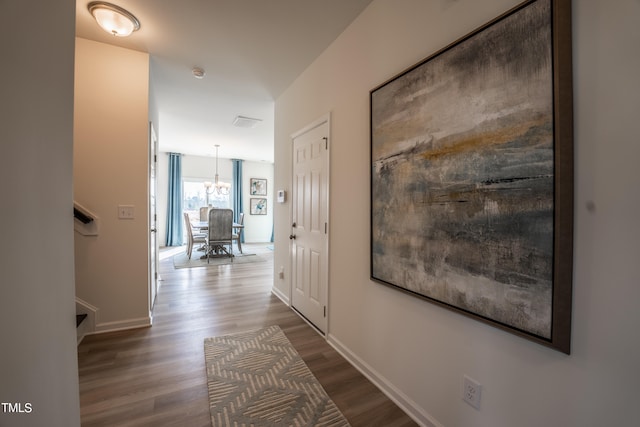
top-left (192, 67), bottom-right (205, 79)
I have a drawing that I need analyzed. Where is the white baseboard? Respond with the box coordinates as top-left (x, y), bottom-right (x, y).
top-left (271, 286), bottom-right (289, 306)
top-left (272, 289), bottom-right (438, 426)
top-left (93, 316), bottom-right (152, 334)
top-left (327, 334), bottom-right (443, 427)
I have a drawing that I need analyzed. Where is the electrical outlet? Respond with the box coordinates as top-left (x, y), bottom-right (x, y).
top-left (463, 375), bottom-right (482, 410)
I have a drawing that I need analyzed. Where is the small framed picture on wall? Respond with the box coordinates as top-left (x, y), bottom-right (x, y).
top-left (250, 198), bottom-right (267, 215)
top-left (250, 178), bottom-right (267, 196)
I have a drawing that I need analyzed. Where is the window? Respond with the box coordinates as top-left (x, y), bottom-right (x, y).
top-left (183, 179), bottom-right (231, 221)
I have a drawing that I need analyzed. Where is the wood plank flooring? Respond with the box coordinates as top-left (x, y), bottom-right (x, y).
top-left (77, 244), bottom-right (417, 427)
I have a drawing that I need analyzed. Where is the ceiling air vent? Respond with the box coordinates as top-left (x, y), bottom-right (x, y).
top-left (232, 115), bottom-right (262, 128)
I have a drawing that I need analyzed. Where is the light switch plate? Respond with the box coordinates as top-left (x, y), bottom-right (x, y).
top-left (118, 205), bottom-right (135, 219)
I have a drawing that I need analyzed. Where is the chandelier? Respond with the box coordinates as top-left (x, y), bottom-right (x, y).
top-left (204, 145), bottom-right (231, 199)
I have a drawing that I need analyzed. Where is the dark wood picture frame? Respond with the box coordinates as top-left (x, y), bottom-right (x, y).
top-left (370, 0), bottom-right (573, 353)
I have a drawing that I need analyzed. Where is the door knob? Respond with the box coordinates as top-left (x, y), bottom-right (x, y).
top-left (289, 234), bottom-right (296, 240)
top-left (292, 222), bottom-right (297, 227)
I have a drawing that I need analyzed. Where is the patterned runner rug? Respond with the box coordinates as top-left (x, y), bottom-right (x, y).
top-left (204, 326), bottom-right (351, 426)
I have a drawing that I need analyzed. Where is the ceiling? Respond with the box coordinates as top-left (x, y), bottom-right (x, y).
top-left (75, 0), bottom-right (374, 163)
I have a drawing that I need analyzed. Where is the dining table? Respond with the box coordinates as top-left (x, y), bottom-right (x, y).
top-left (191, 220), bottom-right (244, 259)
top-left (192, 221), bottom-right (243, 232)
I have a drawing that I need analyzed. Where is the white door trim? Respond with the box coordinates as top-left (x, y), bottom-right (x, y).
top-left (290, 113), bottom-right (330, 335)
top-left (290, 113), bottom-right (331, 140)
top-left (148, 122), bottom-right (159, 320)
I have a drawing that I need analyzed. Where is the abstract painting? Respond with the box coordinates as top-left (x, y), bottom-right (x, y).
top-left (370, 0), bottom-right (573, 353)
top-left (250, 178), bottom-right (267, 196)
top-left (250, 198), bottom-right (267, 215)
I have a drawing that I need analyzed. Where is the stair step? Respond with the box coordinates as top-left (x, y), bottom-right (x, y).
top-left (76, 313), bottom-right (88, 328)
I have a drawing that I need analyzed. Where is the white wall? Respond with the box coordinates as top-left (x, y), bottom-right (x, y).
top-left (157, 154), bottom-right (274, 244)
top-left (74, 38), bottom-right (151, 331)
top-left (0, 1), bottom-right (81, 426)
top-left (274, 1), bottom-right (640, 426)
top-left (243, 161), bottom-right (274, 242)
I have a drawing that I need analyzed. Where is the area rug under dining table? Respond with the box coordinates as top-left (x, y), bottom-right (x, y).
top-left (173, 251), bottom-right (265, 269)
top-left (204, 326), bottom-right (351, 426)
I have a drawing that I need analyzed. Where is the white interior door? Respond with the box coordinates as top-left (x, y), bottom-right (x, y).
top-left (291, 117), bottom-right (329, 333)
top-left (149, 123), bottom-right (159, 313)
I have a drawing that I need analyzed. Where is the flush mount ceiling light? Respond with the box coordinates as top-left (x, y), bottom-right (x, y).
top-left (88, 1), bottom-right (140, 37)
top-left (232, 115), bottom-right (262, 129)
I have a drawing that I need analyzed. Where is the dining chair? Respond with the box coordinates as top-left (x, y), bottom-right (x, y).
top-left (207, 208), bottom-right (234, 263)
top-left (183, 212), bottom-right (206, 259)
top-left (232, 212), bottom-right (245, 254)
top-left (199, 206), bottom-right (210, 221)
